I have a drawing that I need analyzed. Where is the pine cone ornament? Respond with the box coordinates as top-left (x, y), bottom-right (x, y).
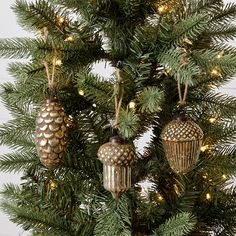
top-left (35, 97), bottom-right (68, 169)
top-left (161, 115), bottom-right (203, 174)
top-left (97, 136), bottom-right (135, 199)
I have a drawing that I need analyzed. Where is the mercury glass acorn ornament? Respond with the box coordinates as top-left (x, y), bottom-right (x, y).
top-left (161, 115), bottom-right (203, 174)
top-left (35, 97), bottom-right (68, 169)
top-left (97, 136), bottom-right (136, 199)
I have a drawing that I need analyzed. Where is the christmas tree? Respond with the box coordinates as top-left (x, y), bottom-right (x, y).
top-left (0, 0), bottom-right (236, 235)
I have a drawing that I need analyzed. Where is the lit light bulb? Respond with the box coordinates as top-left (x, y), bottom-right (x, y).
top-left (206, 193), bottom-right (211, 200)
top-left (201, 145), bottom-right (209, 152)
top-left (216, 51), bottom-right (224, 59)
top-left (209, 117), bottom-right (217, 123)
top-left (65, 36), bottom-right (74, 42)
top-left (158, 5), bottom-right (165, 13)
top-left (58, 17), bottom-right (65, 24)
top-left (157, 193), bottom-right (164, 201)
top-left (203, 174), bottom-right (208, 179)
top-left (55, 59), bottom-right (62, 66)
top-left (211, 68), bottom-right (220, 76)
top-left (48, 180), bottom-right (58, 190)
top-left (222, 174), bottom-right (227, 180)
top-left (78, 89), bottom-right (85, 96)
top-left (128, 101), bottom-right (136, 109)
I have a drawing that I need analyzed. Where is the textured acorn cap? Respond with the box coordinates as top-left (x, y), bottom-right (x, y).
top-left (161, 117), bottom-right (203, 142)
top-left (97, 136), bottom-right (135, 166)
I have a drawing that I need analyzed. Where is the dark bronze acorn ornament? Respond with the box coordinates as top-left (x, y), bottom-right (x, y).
top-left (161, 114), bottom-right (203, 174)
top-left (97, 136), bottom-right (135, 199)
top-left (97, 62), bottom-right (136, 199)
top-left (161, 79), bottom-right (203, 174)
top-left (35, 27), bottom-right (68, 169)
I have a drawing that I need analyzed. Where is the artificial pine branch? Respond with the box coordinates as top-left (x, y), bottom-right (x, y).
top-left (152, 212), bottom-right (197, 236)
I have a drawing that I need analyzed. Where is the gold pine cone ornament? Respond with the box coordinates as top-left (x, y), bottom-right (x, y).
top-left (35, 97), bottom-right (68, 169)
top-left (161, 115), bottom-right (203, 174)
top-left (97, 136), bottom-right (136, 199)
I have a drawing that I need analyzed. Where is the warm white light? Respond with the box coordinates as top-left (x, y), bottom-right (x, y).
top-left (201, 145), bottom-right (209, 152)
top-left (78, 90), bottom-right (85, 96)
top-left (158, 5), bottom-right (166, 13)
top-left (203, 174), bottom-right (208, 179)
top-left (206, 193), bottom-right (211, 200)
top-left (65, 36), bottom-right (74, 42)
top-left (209, 117), bottom-right (217, 123)
top-left (129, 101), bottom-right (136, 109)
top-left (55, 59), bottom-right (62, 66)
top-left (58, 17), bottom-right (65, 23)
top-left (157, 193), bottom-right (164, 201)
top-left (211, 68), bottom-right (220, 76)
top-left (48, 180), bottom-right (58, 190)
top-left (216, 52), bottom-right (224, 59)
top-left (222, 174), bottom-right (227, 180)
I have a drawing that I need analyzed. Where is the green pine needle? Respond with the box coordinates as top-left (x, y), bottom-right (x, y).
top-left (139, 87), bottom-right (164, 113)
top-left (152, 212), bottom-right (197, 236)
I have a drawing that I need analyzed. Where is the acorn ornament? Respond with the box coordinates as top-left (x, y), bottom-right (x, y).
top-left (161, 114), bottom-right (203, 174)
top-left (97, 136), bottom-right (136, 199)
top-left (35, 97), bottom-right (68, 169)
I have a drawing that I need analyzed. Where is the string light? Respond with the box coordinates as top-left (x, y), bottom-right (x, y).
top-left (203, 173), bottom-right (208, 179)
top-left (201, 145), bottom-right (209, 152)
top-left (216, 51), bottom-right (224, 59)
top-left (48, 180), bottom-right (58, 190)
top-left (128, 101), bottom-right (136, 109)
top-left (55, 59), bottom-right (62, 66)
top-left (206, 193), bottom-right (211, 200)
top-left (65, 36), bottom-right (74, 42)
top-left (157, 193), bottom-right (164, 201)
top-left (211, 68), bottom-right (220, 76)
top-left (58, 17), bottom-right (65, 24)
top-left (158, 5), bottom-right (168, 13)
top-left (78, 89), bottom-right (85, 96)
top-left (222, 174), bottom-right (227, 180)
top-left (209, 117), bottom-right (217, 123)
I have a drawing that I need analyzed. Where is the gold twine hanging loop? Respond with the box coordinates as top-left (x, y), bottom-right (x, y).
top-left (113, 67), bottom-right (124, 128)
top-left (42, 27), bottom-right (58, 91)
top-left (177, 49), bottom-right (189, 107)
top-left (177, 77), bottom-right (188, 107)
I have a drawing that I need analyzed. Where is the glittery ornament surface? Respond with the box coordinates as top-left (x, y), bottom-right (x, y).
top-left (97, 136), bottom-right (135, 199)
top-left (161, 116), bottom-right (203, 174)
top-left (35, 98), bottom-right (68, 169)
